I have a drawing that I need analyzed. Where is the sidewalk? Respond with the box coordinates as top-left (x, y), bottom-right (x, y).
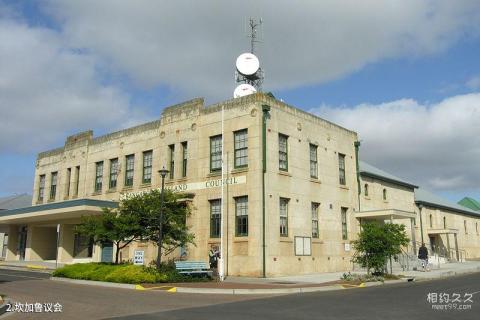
top-left (0, 260), bottom-right (60, 272)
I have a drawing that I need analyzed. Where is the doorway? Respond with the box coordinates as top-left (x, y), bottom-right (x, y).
top-left (101, 242), bottom-right (113, 263)
top-left (18, 226), bottom-right (27, 260)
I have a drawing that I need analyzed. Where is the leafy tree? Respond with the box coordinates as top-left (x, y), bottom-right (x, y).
top-left (352, 222), bottom-right (409, 275)
top-left (76, 189), bottom-right (195, 265)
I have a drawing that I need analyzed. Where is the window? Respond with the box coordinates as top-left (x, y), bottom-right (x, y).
top-left (341, 207), bottom-right (348, 240)
top-left (109, 158), bottom-right (119, 189)
top-left (309, 144), bottom-right (318, 178)
top-left (210, 135), bottom-right (222, 172)
top-left (234, 129), bottom-right (248, 168)
top-left (279, 134), bottom-right (288, 171)
top-left (383, 188), bottom-right (387, 201)
top-left (65, 168), bottom-right (71, 197)
top-left (73, 233), bottom-right (93, 258)
top-left (94, 161), bottom-right (103, 192)
top-left (312, 202), bottom-right (319, 238)
top-left (50, 172), bottom-right (58, 200)
top-left (235, 196), bottom-right (248, 236)
top-left (1, 234), bottom-right (8, 258)
top-left (210, 199), bottom-right (221, 238)
top-left (429, 214), bottom-right (433, 228)
top-left (443, 217), bottom-right (447, 229)
top-left (38, 175), bottom-right (45, 201)
top-left (464, 220), bottom-right (467, 234)
top-left (181, 142), bottom-right (188, 177)
top-left (280, 198), bottom-right (289, 236)
top-left (125, 154), bottom-right (135, 187)
top-left (169, 145), bottom-right (175, 179)
top-left (143, 150), bottom-right (153, 184)
top-left (74, 166), bottom-right (80, 196)
top-left (476, 222), bottom-right (478, 234)
top-left (338, 154), bottom-right (346, 185)
top-left (364, 184), bottom-right (369, 197)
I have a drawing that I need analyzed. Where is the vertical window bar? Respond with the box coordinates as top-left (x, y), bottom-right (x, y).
top-left (210, 199), bottom-right (221, 238)
top-left (312, 203), bottom-right (319, 238)
top-left (94, 161), bottom-right (103, 192)
top-left (143, 151), bottom-right (153, 184)
top-left (234, 129), bottom-right (248, 168)
top-left (309, 144), bottom-right (318, 178)
top-left (169, 145), bottom-right (175, 179)
top-left (109, 158), bottom-right (118, 189)
top-left (50, 172), bottom-right (58, 200)
top-left (210, 135), bottom-right (222, 172)
top-left (38, 175), bottom-right (45, 201)
top-left (182, 142), bottom-right (188, 177)
top-left (125, 154), bottom-right (135, 187)
top-left (279, 134), bottom-right (288, 171)
top-left (341, 207), bottom-right (348, 240)
top-left (235, 196), bottom-right (248, 236)
top-left (338, 153), bottom-right (346, 185)
top-left (280, 198), bottom-right (289, 236)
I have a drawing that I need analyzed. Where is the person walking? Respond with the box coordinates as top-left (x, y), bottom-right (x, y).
top-left (418, 243), bottom-right (429, 271)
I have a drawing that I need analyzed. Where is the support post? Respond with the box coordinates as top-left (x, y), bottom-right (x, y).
top-left (411, 218), bottom-right (417, 256)
top-left (454, 233), bottom-right (459, 262)
top-left (55, 224), bottom-right (60, 269)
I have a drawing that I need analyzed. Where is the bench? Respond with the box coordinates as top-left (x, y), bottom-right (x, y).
top-left (175, 261), bottom-right (213, 278)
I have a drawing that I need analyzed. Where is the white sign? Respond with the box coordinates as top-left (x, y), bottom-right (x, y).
top-left (295, 236), bottom-right (311, 256)
top-left (120, 175), bottom-right (247, 200)
top-left (344, 243), bottom-right (351, 252)
top-left (133, 250), bottom-right (144, 265)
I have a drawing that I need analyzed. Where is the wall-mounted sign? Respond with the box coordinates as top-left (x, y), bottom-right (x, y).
top-left (295, 236), bottom-right (312, 256)
top-left (120, 176), bottom-right (246, 200)
top-left (133, 250), bottom-right (144, 265)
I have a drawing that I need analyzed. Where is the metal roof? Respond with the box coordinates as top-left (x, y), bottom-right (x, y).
top-left (0, 198), bottom-right (118, 217)
top-left (457, 197), bottom-right (480, 212)
top-left (0, 194), bottom-right (32, 210)
top-left (415, 189), bottom-right (480, 218)
top-left (359, 161), bottom-right (418, 189)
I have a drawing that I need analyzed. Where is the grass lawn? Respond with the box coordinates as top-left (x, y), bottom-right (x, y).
top-left (53, 263), bottom-right (210, 284)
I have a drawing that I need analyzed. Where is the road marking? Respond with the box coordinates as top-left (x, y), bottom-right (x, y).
top-left (135, 284), bottom-right (177, 292)
top-left (0, 272), bottom-right (47, 280)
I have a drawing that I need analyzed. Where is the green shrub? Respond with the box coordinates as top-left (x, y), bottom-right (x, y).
top-left (53, 263), bottom-right (210, 284)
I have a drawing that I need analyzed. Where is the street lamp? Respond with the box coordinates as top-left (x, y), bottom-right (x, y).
top-left (156, 167), bottom-right (169, 270)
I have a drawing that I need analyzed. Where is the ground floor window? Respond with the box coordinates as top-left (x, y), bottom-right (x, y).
top-left (73, 234), bottom-right (93, 258)
top-left (210, 199), bottom-right (221, 238)
top-left (235, 196), bottom-right (248, 236)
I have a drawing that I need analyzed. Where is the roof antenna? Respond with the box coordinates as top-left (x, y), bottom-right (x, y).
top-left (233, 18), bottom-right (265, 98)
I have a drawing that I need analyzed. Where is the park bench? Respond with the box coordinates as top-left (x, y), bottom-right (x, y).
top-left (174, 261), bottom-right (213, 278)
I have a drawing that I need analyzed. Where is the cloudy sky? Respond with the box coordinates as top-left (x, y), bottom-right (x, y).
top-left (1, 0), bottom-right (479, 203)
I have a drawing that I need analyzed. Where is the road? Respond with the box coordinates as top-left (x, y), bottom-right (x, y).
top-left (0, 268), bottom-right (479, 320)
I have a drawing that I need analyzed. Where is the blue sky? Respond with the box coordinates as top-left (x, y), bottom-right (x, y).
top-left (1, 1), bottom-right (479, 204)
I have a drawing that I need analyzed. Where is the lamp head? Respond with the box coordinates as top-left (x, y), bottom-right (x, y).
top-left (158, 167), bottom-right (169, 178)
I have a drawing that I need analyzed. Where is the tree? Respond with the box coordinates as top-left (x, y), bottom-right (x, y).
top-left (76, 189), bottom-right (195, 265)
top-left (352, 222), bottom-right (409, 275)
top-left (76, 208), bottom-right (143, 264)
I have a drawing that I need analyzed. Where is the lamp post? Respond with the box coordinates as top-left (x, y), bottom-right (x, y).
top-left (156, 167), bottom-right (169, 270)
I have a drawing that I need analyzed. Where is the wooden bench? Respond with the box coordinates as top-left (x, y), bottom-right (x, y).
top-left (175, 261), bottom-right (213, 277)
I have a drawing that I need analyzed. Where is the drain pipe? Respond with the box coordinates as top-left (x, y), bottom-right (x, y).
top-left (261, 104), bottom-right (270, 278)
top-left (354, 141), bottom-right (361, 212)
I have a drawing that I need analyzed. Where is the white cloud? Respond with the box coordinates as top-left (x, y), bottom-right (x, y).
top-left (43, 0), bottom-right (480, 101)
top-left (311, 93), bottom-right (480, 192)
top-left (0, 13), bottom-right (149, 154)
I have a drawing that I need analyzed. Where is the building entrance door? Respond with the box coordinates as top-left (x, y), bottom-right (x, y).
top-left (18, 226), bottom-right (27, 260)
top-left (429, 235), bottom-right (436, 253)
top-left (101, 242), bottom-right (113, 263)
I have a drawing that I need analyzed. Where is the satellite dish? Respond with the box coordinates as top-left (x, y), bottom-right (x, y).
top-left (234, 84), bottom-right (257, 98)
top-left (236, 53), bottom-right (260, 76)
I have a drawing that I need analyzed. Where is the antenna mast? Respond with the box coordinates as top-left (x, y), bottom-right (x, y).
top-left (233, 17), bottom-right (264, 97)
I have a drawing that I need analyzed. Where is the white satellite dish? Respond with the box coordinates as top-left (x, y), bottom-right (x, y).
top-left (236, 53), bottom-right (260, 76)
top-left (234, 84), bottom-right (257, 98)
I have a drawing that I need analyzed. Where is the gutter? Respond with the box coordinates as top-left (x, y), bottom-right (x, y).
top-left (354, 141), bottom-right (361, 212)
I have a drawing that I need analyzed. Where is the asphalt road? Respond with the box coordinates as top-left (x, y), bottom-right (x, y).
top-left (0, 268), bottom-right (479, 320)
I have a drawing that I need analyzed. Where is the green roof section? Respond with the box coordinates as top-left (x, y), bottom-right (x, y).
top-left (458, 197), bottom-right (480, 212)
top-left (359, 161), bottom-right (418, 189)
top-left (0, 198), bottom-right (118, 217)
top-left (0, 194), bottom-right (32, 210)
top-left (415, 189), bottom-right (480, 218)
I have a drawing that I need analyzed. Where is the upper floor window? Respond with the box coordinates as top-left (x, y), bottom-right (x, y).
top-left (338, 153), bottom-right (346, 185)
top-left (312, 202), bottom-right (319, 238)
top-left (429, 214), bottom-right (433, 228)
top-left (443, 217), bottom-right (447, 229)
top-left (279, 134), bottom-right (288, 171)
top-left (74, 166), bottom-right (80, 196)
top-left (125, 154), bottom-right (135, 187)
top-left (65, 168), bottom-right (72, 197)
top-left (364, 184), bottom-right (369, 197)
top-left (383, 188), bottom-right (387, 201)
top-left (235, 196), bottom-right (248, 236)
top-left (341, 207), bottom-right (348, 240)
top-left (464, 220), bottom-right (468, 234)
top-left (143, 150), bottom-right (153, 184)
top-left (210, 199), bottom-right (221, 238)
top-left (280, 198), bottom-right (289, 236)
top-left (309, 144), bottom-right (318, 178)
top-left (50, 172), bottom-right (58, 200)
top-left (109, 158), bottom-right (119, 189)
top-left (181, 142), bottom-right (188, 177)
top-left (234, 129), bottom-right (248, 168)
top-left (94, 161), bottom-right (104, 192)
top-left (476, 222), bottom-right (478, 234)
top-left (169, 145), bottom-right (175, 179)
top-left (38, 175), bottom-right (46, 201)
top-left (210, 135), bottom-right (222, 172)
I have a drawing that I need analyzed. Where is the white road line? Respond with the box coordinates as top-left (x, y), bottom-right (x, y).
top-left (0, 272), bottom-right (46, 280)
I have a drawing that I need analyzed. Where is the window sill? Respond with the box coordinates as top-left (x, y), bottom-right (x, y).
top-left (107, 188), bottom-right (117, 194)
top-left (339, 185), bottom-right (349, 190)
top-left (310, 178), bottom-right (321, 184)
top-left (383, 200), bottom-right (389, 204)
top-left (312, 239), bottom-right (323, 244)
top-left (279, 238), bottom-right (293, 243)
top-left (91, 191), bottom-right (102, 196)
top-left (176, 177), bottom-right (188, 182)
top-left (47, 199), bottom-right (55, 203)
top-left (140, 183), bottom-right (151, 188)
top-left (122, 186), bottom-right (134, 192)
top-left (278, 171), bottom-right (292, 177)
top-left (233, 238), bottom-right (249, 243)
top-left (364, 196), bottom-right (371, 200)
top-left (36, 200), bottom-right (44, 205)
top-left (207, 171), bottom-right (222, 178)
top-left (231, 167), bottom-right (248, 174)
